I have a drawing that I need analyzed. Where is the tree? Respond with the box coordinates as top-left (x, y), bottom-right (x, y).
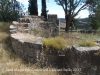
top-left (0, 0), bottom-right (23, 22)
top-left (55, 0), bottom-right (94, 32)
top-left (28, 0), bottom-right (38, 15)
top-left (41, 0), bottom-right (47, 20)
top-left (89, 2), bottom-right (100, 30)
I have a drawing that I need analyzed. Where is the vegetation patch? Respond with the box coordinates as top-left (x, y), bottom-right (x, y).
top-left (78, 38), bottom-right (98, 47)
top-left (42, 37), bottom-right (66, 50)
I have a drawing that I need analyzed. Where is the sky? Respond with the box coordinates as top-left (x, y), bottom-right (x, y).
top-left (17, 0), bottom-right (89, 18)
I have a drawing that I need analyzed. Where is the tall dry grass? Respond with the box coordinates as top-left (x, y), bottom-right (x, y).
top-left (59, 32), bottom-right (100, 46)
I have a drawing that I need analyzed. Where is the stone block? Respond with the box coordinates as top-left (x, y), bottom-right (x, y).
top-left (10, 25), bottom-right (16, 30)
top-left (10, 30), bottom-right (17, 34)
top-left (12, 21), bottom-right (19, 25)
top-left (68, 45), bottom-right (100, 74)
top-left (18, 18), bottom-right (30, 23)
top-left (48, 14), bottom-right (58, 22)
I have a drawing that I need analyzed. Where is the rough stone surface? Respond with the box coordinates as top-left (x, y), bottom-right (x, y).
top-left (95, 38), bottom-right (100, 44)
top-left (9, 24), bottom-right (17, 34)
top-left (10, 30), bottom-right (17, 34)
top-left (48, 14), bottom-right (58, 23)
top-left (68, 45), bottom-right (100, 75)
top-left (10, 25), bottom-right (16, 29)
top-left (11, 33), bottom-right (43, 63)
top-left (12, 21), bottom-right (19, 25)
top-left (73, 45), bottom-right (100, 52)
top-left (11, 33), bottom-right (66, 66)
top-left (11, 15), bottom-right (59, 36)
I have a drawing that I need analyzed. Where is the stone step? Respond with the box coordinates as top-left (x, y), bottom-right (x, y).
top-left (24, 29), bottom-right (29, 33)
top-left (22, 15), bottom-right (38, 18)
top-left (18, 18), bottom-right (30, 23)
top-left (12, 21), bottom-right (19, 25)
top-left (10, 25), bottom-right (17, 30)
top-left (18, 28), bottom-right (29, 33)
top-left (10, 29), bottom-right (17, 34)
top-left (18, 16), bottom-right (45, 23)
top-left (18, 23), bottom-right (29, 27)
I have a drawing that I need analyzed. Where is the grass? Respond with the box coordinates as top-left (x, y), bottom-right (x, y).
top-left (42, 37), bottom-right (66, 50)
top-left (0, 22), bottom-right (61, 75)
top-left (42, 32), bottom-right (99, 49)
top-left (59, 32), bottom-right (100, 47)
top-left (59, 32), bottom-right (80, 46)
top-left (78, 38), bottom-right (98, 47)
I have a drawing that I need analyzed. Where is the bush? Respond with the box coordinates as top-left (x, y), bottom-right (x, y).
top-left (42, 37), bottom-right (65, 50)
top-left (78, 39), bottom-right (98, 47)
top-left (90, 19), bottom-right (100, 30)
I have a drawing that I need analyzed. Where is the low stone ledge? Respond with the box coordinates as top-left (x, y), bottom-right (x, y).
top-left (18, 18), bottom-right (30, 23)
top-left (95, 38), bottom-right (100, 44)
top-left (11, 33), bottom-right (42, 43)
top-left (73, 45), bottom-right (100, 52)
top-left (11, 33), bottom-right (43, 63)
top-left (12, 21), bottom-right (19, 25)
top-left (18, 23), bottom-right (29, 27)
top-left (10, 25), bottom-right (16, 30)
top-left (10, 30), bottom-right (17, 34)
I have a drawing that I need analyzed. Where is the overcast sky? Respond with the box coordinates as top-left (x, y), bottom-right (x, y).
top-left (17, 0), bottom-right (89, 18)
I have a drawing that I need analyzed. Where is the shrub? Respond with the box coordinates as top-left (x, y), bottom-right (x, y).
top-left (78, 39), bottom-right (98, 47)
top-left (90, 19), bottom-right (100, 30)
top-left (42, 37), bottom-right (65, 50)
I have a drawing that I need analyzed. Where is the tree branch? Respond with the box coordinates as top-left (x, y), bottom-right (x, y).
top-left (73, 3), bottom-right (87, 17)
top-left (58, 0), bottom-right (65, 12)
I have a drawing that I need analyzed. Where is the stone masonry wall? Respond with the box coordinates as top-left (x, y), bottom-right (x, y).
top-left (10, 15), bottom-right (100, 75)
top-left (16, 15), bottom-right (59, 37)
top-left (10, 33), bottom-right (100, 75)
top-left (11, 33), bottom-right (67, 65)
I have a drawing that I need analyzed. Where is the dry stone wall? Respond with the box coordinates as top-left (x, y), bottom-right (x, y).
top-left (11, 36), bottom-right (42, 63)
top-left (10, 33), bottom-right (100, 74)
top-left (13, 15), bottom-right (59, 37)
top-left (10, 33), bottom-right (67, 66)
top-left (10, 15), bottom-right (100, 75)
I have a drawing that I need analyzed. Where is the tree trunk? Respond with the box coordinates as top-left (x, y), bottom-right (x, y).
top-left (65, 14), bottom-right (72, 32)
top-left (41, 0), bottom-right (47, 20)
top-left (28, 0), bottom-right (38, 15)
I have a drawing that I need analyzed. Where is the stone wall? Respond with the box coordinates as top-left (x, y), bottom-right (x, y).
top-left (67, 46), bottom-right (100, 75)
top-left (48, 14), bottom-right (58, 23)
top-left (10, 32), bottom-right (100, 74)
top-left (12, 15), bottom-right (59, 37)
top-left (10, 15), bottom-right (100, 75)
top-left (10, 33), bottom-right (67, 66)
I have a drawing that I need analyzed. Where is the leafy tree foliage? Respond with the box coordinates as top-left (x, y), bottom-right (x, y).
top-left (55, 0), bottom-right (95, 32)
top-left (0, 0), bottom-right (23, 22)
top-left (28, 0), bottom-right (38, 15)
top-left (89, 3), bottom-right (100, 30)
top-left (88, 0), bottom-right (100, 29)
